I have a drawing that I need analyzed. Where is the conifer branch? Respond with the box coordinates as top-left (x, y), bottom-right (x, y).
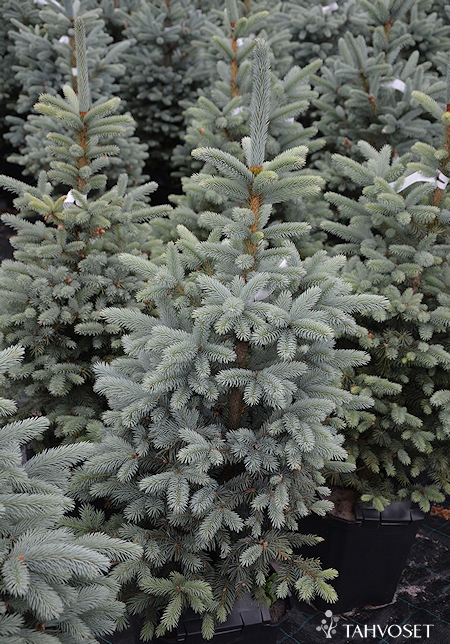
top-left (63, 0), bottom-right (74, 18)
top-left (432, 58), bottom-right (450, 206)
top-left (383, 18), bottom-right (394, 38)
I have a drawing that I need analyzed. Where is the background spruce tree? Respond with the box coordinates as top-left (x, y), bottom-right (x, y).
top-left (171, 0), bottom-right (319, 177)
top-left (276, 0), bottom-right (371, 69)
top-left (70, 40), bottom-right (386, 640)
top-left (0, 17), bottom-right (170, 443)
top-left (309, 0), bottom-right (448, 194)
top-left (0, 0), bottom-right (41, 195)
top-left (321, 77), bottom-right (450, 510)
top-left (0, 344), bottom-right (143, 644)
top-left (0, 2), bottom-right (31, 141)
top-left (2, 0), bottom-right (148, 187)
top-left (116, 0), bottom-right (209, 189)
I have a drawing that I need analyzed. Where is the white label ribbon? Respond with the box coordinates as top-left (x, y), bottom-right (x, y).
top-left (236, 34), bottom-right (255, 48)
top-left (322, 2), bottom-right (339, 14)
top-left (381, 79), bottom-right (406, 93)
top-left (34, 0), bottom-right (63, 6)
top-left (390, 171), bottom-right (449, 192)
top-left (248, 259), bottom-right (288, 303)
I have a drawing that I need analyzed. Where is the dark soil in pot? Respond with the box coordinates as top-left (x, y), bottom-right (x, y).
top-left (327, 488), bottom-right (356, 521)
top-left (269, 598), bottom-right (289, 623)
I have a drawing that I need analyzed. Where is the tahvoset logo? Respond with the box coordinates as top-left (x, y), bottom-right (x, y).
top-left (316, 610), bottom-right (340, 638)
top-left (316, 611), bottom-right (434, 639)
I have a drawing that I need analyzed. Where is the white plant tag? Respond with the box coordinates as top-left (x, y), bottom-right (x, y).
top-left (322, 2), bottom-right (339, 14)
top-left (249, 259), bottom-right (288, 303)
top-left (436, 172), bottom-right (450, 189)
top-left (72, 67), bottom-right (78, 76)
top-left (253, 288), bottom-right (272, 302)
top-left (63, 190), bottom-right (82, 209)
top-left (381, 79), bottom-right (406, 93)
top-left (236, 33), bottom-right (255, 47)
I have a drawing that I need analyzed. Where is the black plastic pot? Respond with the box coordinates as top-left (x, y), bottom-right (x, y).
top-left (298, 500), bottom-right (424, 613)
top-left (99, 593), bottom-right (291, 644)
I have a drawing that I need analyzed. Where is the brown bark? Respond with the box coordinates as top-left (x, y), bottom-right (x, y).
top-left (228, 339), bottom-right (248, 430)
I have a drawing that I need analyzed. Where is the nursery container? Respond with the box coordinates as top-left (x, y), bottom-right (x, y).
top-left (99, 594), bottom-right (292, 644)
top-left (299, 500), bottom-right (424, 613)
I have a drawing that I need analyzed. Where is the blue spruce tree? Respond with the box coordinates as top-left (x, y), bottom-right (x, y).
top-left (321, 74), bottom-right (450, 510)
top-left (4, 0), bottom-right (148, 187)
top-left (71, 39), bottom-right (386, 640)
top-left (0, 345), bottom-right (143, 644)
top-left (0, 18), bottom-right (170, 443)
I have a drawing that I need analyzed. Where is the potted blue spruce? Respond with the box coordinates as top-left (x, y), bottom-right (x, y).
top-left (299, 78), bottom-right (450, 613)
top-left (70, 40), bottom-right (385, 642)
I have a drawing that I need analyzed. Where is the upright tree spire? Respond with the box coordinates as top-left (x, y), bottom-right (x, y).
top-left (160, 16), bottom-right (324, 259)
top-left (74, 17), bottom-right (91, 114)
top-left (225, 0), bottom-right (239, 24)
top-left (249, 39), bottom-right (271, 168)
